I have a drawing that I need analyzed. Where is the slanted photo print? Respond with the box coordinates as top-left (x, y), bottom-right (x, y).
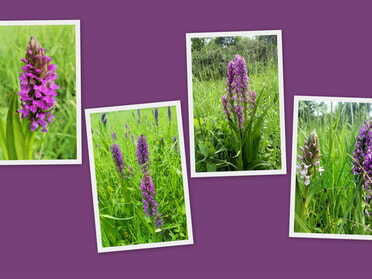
top-left (186, 30), bottom-right (286, 177)
top-left (290, 96), bottom-right (372, 240)
top-left (86, 101), bottom-right (193, 252)
top-left (0, 20), bottom-right (81, 164)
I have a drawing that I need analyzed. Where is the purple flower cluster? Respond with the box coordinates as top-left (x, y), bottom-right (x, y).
top-left (124, 123), bottom-right (130, 139)
top-left (110, 143), bottom-right (133, 179)
top-left (154, 108), bottom-right (159, 127)
top-left (222, 55), bottom-right (256, 130)
top-left (18, 36), bottom-right (59, 132)
top-left (352, 121), bottom-right (372, 215)
top-left (137, 135), bottom-right (150, 174)
top-left (136, 135), bottom-right (163, 231)
top-left (110, 144), bottom-right (125, 176)
top-left (140, 174), bottom-right (159, 217)
top-left (168, 106), bottom-right (172, 122)
top-left (297, 130), bottom-right (324, 186)
top-left (101, 113), bottom-right (107, 126)
top-left (155, 213), bottom-right (164, 229)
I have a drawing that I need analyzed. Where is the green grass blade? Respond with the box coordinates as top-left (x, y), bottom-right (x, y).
top-left (100, 213), bottom-right (134, 221)
top-left (5, 92), bottom-right (29, 160)
top-left (294, 213), bottom-right (311, 233)
top-left (100, 216), bottom-right (122, 247)
top-left (135, 205), bottom-right (155, 236)
top-left (0, 118), bottom-right (8, 159)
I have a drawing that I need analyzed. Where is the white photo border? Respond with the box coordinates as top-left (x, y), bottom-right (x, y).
top-left (85, 100), bottom-right (194, 253)
top-left (186, 30), bottom-right (286, 177)
top-left (0, 20), bottom-right (81, 165)
top-left (289, 95), bottom-right (372, 240)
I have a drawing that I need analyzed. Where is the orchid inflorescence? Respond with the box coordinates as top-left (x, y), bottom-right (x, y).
top-left (18, 36), bottom-right (59, 132)
top-left (352, 120), bottom-right (372, 217)
top-left (110, 143), bottom-right (125, 176)
top-left (222, 55), bottom-right (256, 130)
top-left (137, 135), bottom-right (163, 231)
top-left (297, 130), bottom-right (324, 186)
top-left (110, 143), bottom-right (134, 178)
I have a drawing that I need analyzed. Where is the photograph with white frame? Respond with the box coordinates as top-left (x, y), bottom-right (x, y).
top-left (290, 95), bottom-right (372, 240)
top-left (0, 20), bottom-right (81, 165)
top-left (85, 101), bottom-right (194, 252)
top-left (186, 30), bottom-right (286, 177)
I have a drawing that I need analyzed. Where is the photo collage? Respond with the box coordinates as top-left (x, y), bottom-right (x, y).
top-left (1, 20), bottom-right (371, 254)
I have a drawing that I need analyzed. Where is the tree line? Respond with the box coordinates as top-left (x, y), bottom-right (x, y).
top-left (191, 35), bottom-right (278, 80)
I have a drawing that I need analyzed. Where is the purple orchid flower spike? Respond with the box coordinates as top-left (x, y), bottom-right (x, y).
top-left (221, 55), bottom-right (256, 130)
top-left (297, 130), bottom-right (324, 186)
top-left (136, 134), bottom-right (164, 232)
top-left (352, 120), bottom-right (372, 217)
top-left (18, 36), bottom-right (59, 132)
top-left (110, 143), bottom-right (125, 176)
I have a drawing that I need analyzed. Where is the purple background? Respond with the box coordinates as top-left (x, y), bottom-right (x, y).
top-left (1, 1), bottom-right (371, 278)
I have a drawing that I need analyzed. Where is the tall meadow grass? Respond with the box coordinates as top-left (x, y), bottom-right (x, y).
top-left (193, 56), bottom-right (281, 172)
top-left (294, 100), bottom-right (372, 235)
top-left (89, 105), bottom-right (190, 247)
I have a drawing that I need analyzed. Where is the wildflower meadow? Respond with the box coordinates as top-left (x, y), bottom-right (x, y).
top-left (86, 102), bottom-right (193, 252)
top-left (0, 22), bottom-right (80, 163)
top-left (291, 96), bottom-right (372, 239)
top-left (187, 31), bottom-right (285, 176)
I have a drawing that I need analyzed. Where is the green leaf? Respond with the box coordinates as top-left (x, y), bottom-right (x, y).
top-left (242, 104), bottom-right (270, 167)
top-left (0, 118), bottom-right (8, 159)
top-left (194, 118), bottom-right (200, 129)
top-left (294, 213), bottom-right (311, 233)
top-left (198, 143), bottom-right (209, 158)
top-left (100, 214), bottom-right (134, 221)
top-left (247, 160), bottom-right (271, 170)
top-left (135, 206), bottom-right (155, 236)
top-left (6, 92), bottom-right (28, 160)
top-left (206, 163), bottom-right (216, 172)
top-left (100, 225), bottom-right (111, 247)
top-left (100, 217), bottom-right (122, 247)
top-left (171, 165), bottom-right (182, 176)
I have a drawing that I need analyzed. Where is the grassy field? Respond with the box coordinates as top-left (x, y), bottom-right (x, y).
top-left (293, 99), bottom-right (372, 236)
top-left (88, 104), bottom-right (191, 248)
top-left (192, 56), bottom-right (282, 172)
top-left (0, 24), bottom-right (78, 160)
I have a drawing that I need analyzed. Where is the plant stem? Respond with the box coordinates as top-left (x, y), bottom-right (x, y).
top-left (119, 177), bottom-right (133, 219)
top-left (237, 130), bottom-right (244, 170)
top-left (25, 129), bottom-right (35, 160)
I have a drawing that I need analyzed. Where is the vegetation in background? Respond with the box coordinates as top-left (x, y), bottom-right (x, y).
top-left (294, 100), bottom-right (372, 235)
top-left (90, 106), bottom-right (189, 247)
top-left (191, 35), bottom-right (282, 172)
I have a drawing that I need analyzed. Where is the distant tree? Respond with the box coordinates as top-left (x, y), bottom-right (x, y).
top-left (191, 35), bottom-right (279, 80)
top-left (298, 101), bottom-right (327, 123)
top-left (213, 37), bottom-right (240, 48)
top-left (256, 35), bottom-right (277, 63)
top-left (191, 38), bottom-right (206, 52)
